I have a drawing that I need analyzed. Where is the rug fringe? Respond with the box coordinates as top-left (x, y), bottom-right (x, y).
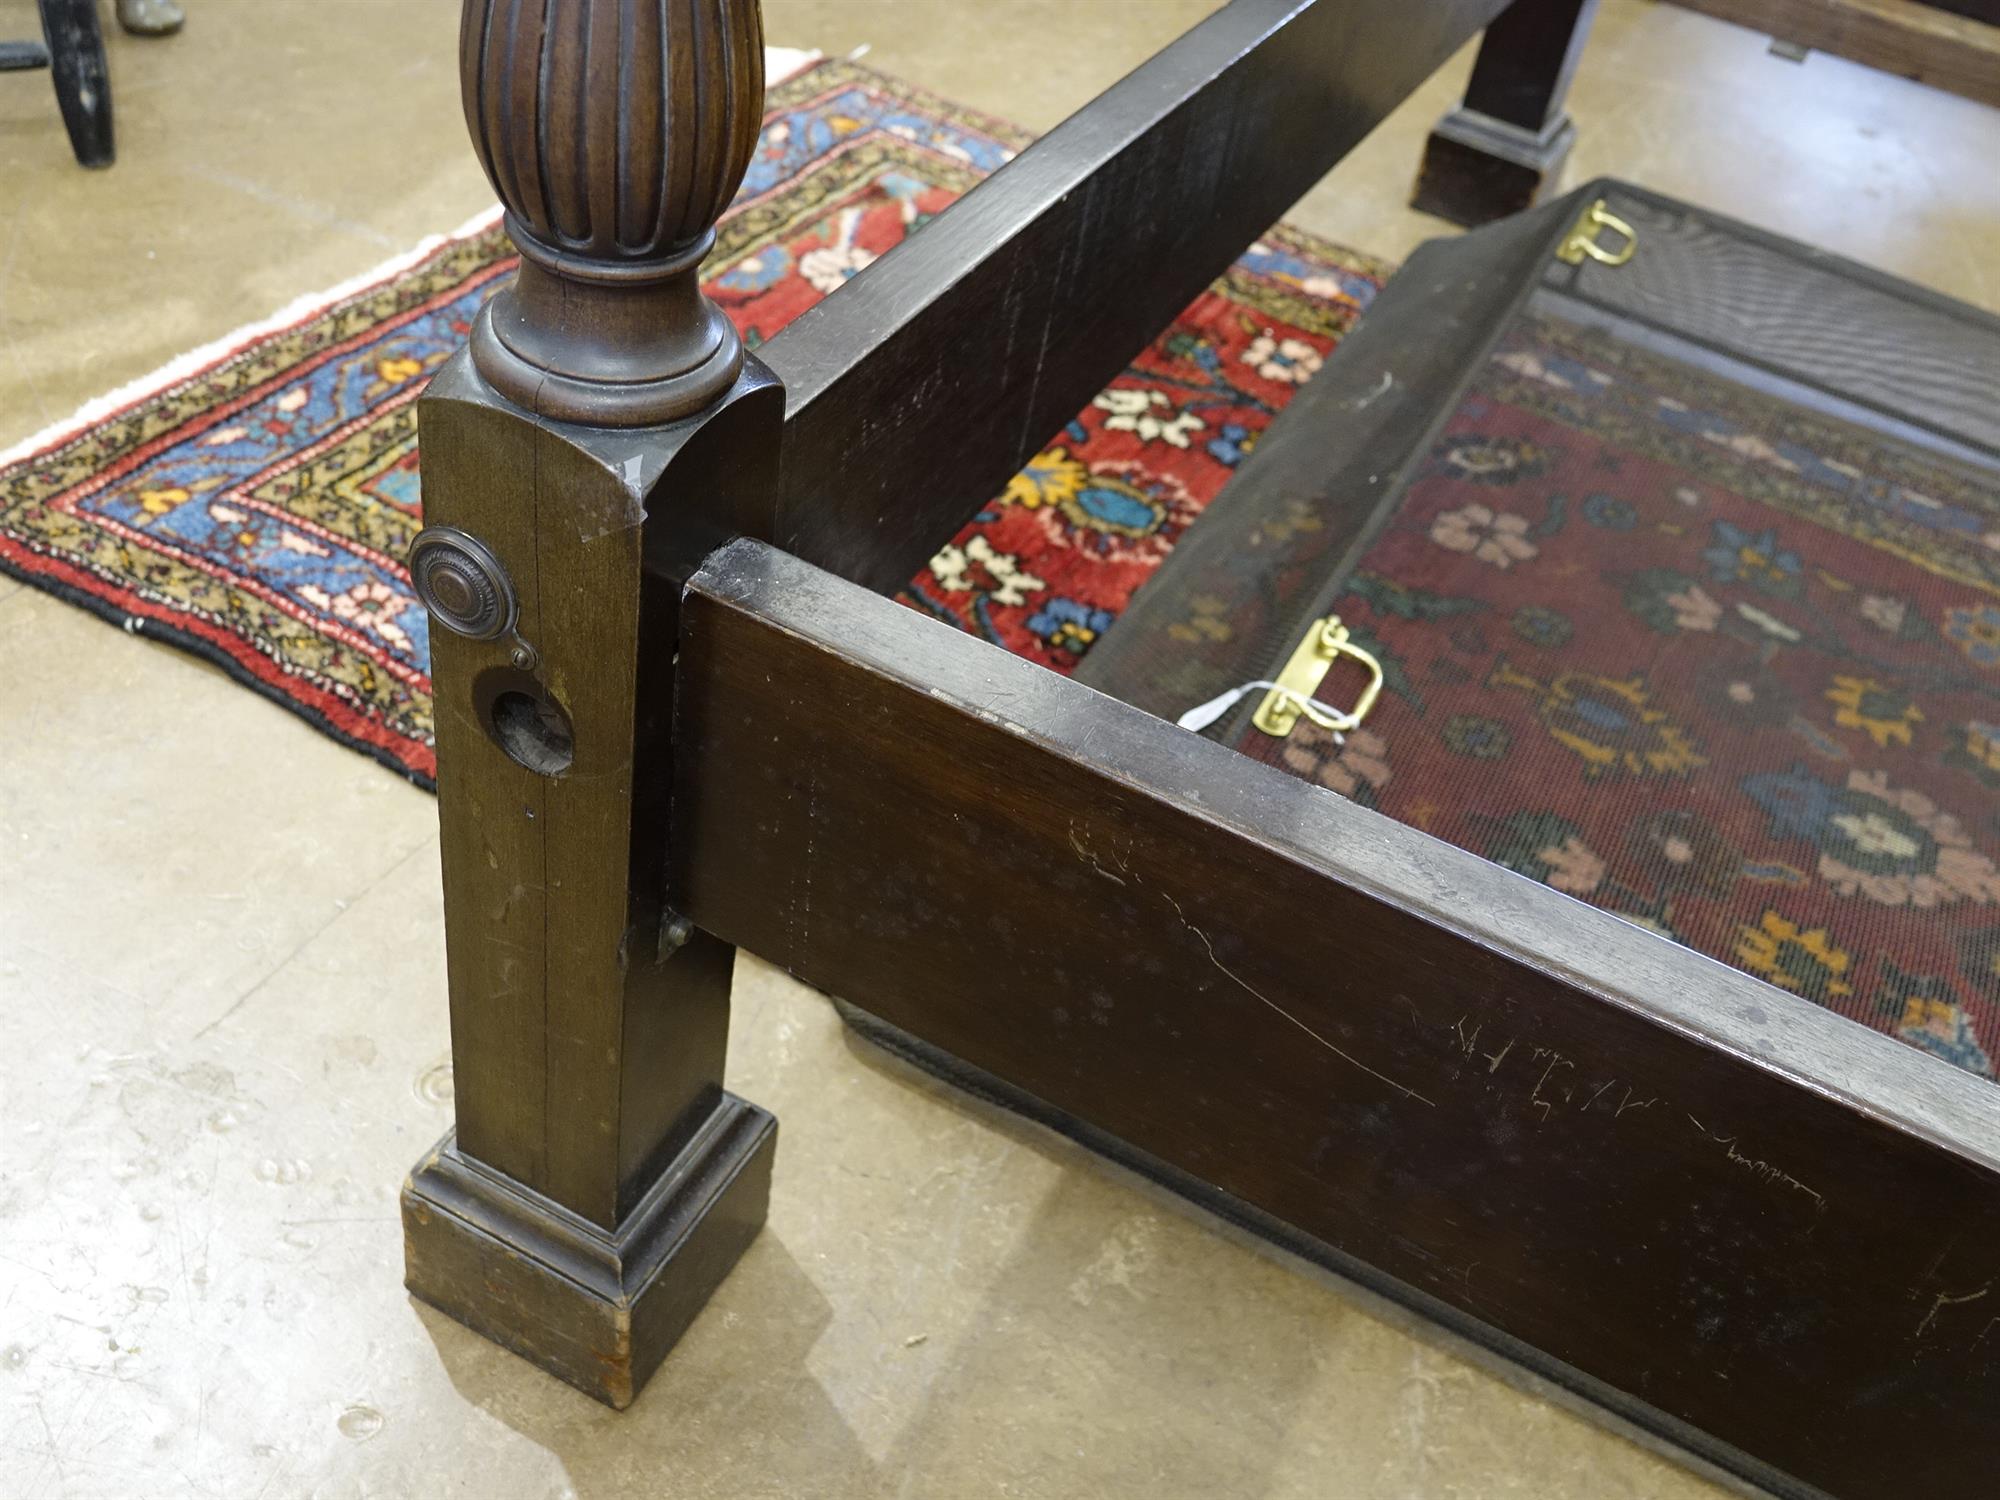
top-left (766, 46), bottom-right (822, 86)
top-left (0, 45), bottom-right (824, 475)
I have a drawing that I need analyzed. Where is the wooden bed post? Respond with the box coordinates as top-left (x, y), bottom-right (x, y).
top-left (399, 0), bottom-right (781, 1409)
top-left (1411, 0), bottom-right (1599, 225)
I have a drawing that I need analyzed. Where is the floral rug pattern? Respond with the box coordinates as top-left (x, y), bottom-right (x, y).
top-left (0, 59), bottom-right (1382, 785)
top-left (904, 259), bottom-right (1381, 665)
top-left (1240, 312), bottom-right (2000, 1080)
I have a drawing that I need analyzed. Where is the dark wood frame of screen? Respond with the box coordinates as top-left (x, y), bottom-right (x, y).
top-left (398, 3), bottom-right (2000, 1497)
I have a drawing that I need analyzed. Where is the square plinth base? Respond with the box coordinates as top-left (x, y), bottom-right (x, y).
top-left (1412, 107), bottom-right (1577, 227)
top-left (402, 1093), bottom-right (776, 1409)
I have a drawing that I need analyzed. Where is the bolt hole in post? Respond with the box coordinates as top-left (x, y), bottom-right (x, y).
top-left (408, 526), bottom-right (572, 774)
top-left (486, 687), bottom-right (575, 776)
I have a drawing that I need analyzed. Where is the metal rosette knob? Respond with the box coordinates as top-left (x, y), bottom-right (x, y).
top-left (408, 526), bottom-right (516, 642)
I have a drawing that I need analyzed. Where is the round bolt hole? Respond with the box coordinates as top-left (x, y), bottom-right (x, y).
top-left (487, 689), bottom-right (575, 776)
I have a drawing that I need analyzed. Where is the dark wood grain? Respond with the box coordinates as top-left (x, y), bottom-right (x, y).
top-left (762, 0), bottom-right (1508, 595)
top-left (676, 537), bottom-right (2000, 1500)
top-left (1662, 0), bottom-right (2000, 109)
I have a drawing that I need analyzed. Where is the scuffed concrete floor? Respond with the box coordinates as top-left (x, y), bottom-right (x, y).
top-left (1, 2), bottom-right (1996, 1496)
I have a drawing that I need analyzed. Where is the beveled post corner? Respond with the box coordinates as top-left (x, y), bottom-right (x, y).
top-left (1412, 0), bottom-right (1599, 226)
top-left (401, 0), bottom-right (780, 1409)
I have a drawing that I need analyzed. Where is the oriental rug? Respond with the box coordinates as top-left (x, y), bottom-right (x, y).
top-left (0, 56), bottom-right (1386, 786)
top-left (1236, 309), bottom-right (2000, 1080)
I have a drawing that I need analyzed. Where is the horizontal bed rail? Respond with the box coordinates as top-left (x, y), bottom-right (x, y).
top-left (673, 537), bottom-right (2000, 1500)
top-left (761, 0), bottom-right (1508, 593)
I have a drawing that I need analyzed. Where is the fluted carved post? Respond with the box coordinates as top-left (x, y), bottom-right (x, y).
top-left (462, 0), bottom-right (764, 424)
top-left (402, 0), bottom-right (781, 1409)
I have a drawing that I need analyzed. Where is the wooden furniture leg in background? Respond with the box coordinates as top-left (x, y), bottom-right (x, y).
top-left (399, 0), bottom-right (780, 1410)
top-left (1412, 0), bottom-right (1598, 225)
top-left (25, 0), bottom-right (114, 167)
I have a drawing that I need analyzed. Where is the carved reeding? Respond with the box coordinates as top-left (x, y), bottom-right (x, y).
top-left (458, 0), bottom-right (766, 426)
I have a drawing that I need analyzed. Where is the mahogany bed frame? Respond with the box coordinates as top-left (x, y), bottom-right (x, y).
top-left (398, 4), bottom-right (2000, 1497)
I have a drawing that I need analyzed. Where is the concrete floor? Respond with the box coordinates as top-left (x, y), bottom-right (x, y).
top-left (1, 1), bottom-right (1996, 1496)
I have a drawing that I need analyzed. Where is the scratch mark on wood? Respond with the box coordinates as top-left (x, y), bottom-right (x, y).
top-left (1453, 1016), bottom-right (1480, 1059)
top-left (1067, 822), bottom-right (1129, 886)
top-left (1614, 1087), bottom-right (1656, 1118)
top-left (1688, 1117), bottom-right (1825, 1209)
top-left (1452, 1260), bottom-right (1483, 1311)
top-left (1528, 1051), bottom-right (1573, 1121)
top-left (1914, 1282), bottom-right (1992, 1341)
top-left (1921, 1237), bottom-right (1958, 1283)
top-left (1161, 891), bottom-right (1434, 1107)
top-left (1483, 1039), bottom-right (1514, 1074)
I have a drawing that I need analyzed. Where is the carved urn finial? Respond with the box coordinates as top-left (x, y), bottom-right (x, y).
top-left (459, 0), bottom-right (765, 426)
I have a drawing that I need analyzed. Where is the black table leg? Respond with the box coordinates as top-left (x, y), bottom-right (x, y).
top-left (1412, 0), bottom-right (1597, 226)
top-left (36, 0), bottom-right (114, 168)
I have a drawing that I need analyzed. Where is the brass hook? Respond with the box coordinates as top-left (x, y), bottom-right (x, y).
top-left (1557, 198), bottom-right (1638, 268)
top-left (1252, 615), bottom-right (1386, 739)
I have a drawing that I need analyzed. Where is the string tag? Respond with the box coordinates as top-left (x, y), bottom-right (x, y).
top-left (1177, 680), bottom-right (1345, 741)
